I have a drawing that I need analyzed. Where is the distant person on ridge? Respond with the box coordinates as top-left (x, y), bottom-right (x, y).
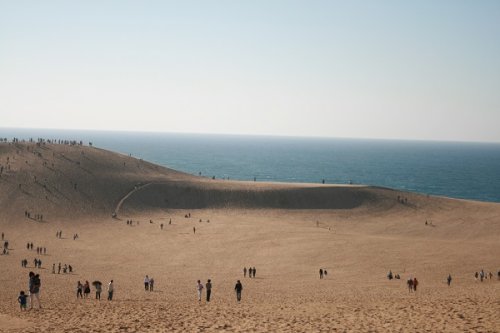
top-left (243, 267), bottom-right (247, 278)
top-left (319, 269), bottom-right (323, 279)
top-left (447, 274), bottom-right (452, 286)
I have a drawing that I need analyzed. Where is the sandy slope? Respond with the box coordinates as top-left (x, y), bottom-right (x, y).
top-left (0, 142), bottom-right (499, 332)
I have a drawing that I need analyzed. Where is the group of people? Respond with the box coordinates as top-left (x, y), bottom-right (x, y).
top-left (397, 195), bottom-right (409, 204)
top-left (33, 258), bottom-right (43, 268)
top-left (77, 281), bottom-right (91, 298)
top-left (24, 211), bottom-right (43, 221)
top-left (243, 267), bottom-right (257, 278)
top-left (196, 279), bottom-right (213, 302)
top-left (36, 246), bottom-right (47, 255)
top-left (195, 279), bottom-right (242, 302)
top-left (143, 275), bottom-right (155, 291)
top-left (53, 262), bottom-right (73, 274)
top-left (474, 270), bottom-right (496, 282)
top-left (76, 280), bottom-right (112, 300)
top-left (407, 278), bottom-right (419, 292)
top-left (386, 270), bottom-right (401, 280)
top-left (18, 271), bottom-right (42, 310)
top-left (319, 268), bottom-right (329, 279)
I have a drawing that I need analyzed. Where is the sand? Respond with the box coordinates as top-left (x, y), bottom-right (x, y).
top-left (0, 142), bottom-right (499, 332)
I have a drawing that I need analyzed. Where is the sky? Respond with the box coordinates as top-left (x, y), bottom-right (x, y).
top-left (1, 0), bottom-right (500, 142)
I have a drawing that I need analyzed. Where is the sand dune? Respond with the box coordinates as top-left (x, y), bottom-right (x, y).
top-left (0, 142), bottom-right (499, 332)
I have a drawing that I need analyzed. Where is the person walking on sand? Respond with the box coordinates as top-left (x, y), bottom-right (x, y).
top-left (28, 272), bottom-right (42, 309)
top-left (319, 268), bottom-right (323, 279)
top-left (413, 278), bottom-right (418, 292)
top-left (149, 277), bottom-right (154, 291)
top-left (193, 227), bottom-right (196, 234)
top-left (206, 279), bottom-right (212, 302)
top-left (447, 274), bottom-right (452, 286)
top-left (196, 280), bottom-right (204, 301)
top-left (144, 275), bottom-right (150, 291)
top-left (107, 280), bottom-right (114, 301)
top-left (407, 278), bottom-right (413, 292)
top-left (95, 282), bottom-right (102, 300)
top-left (77, 281), bottom-right (83, 298)
top-left (84, 281), bottom-right (91, 298)
top-left (253, 267), bottom-right (256, 278)
top-left (243, 267), bottom-right (247, 277)
top-left (235, 280), bottom-right (243, 302)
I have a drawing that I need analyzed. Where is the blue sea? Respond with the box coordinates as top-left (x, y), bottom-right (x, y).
top-left (2, 128), bottom-right (500, 203)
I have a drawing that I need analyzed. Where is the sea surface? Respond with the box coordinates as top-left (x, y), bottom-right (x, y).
top-left (2, 128), bottom-right (500, 203)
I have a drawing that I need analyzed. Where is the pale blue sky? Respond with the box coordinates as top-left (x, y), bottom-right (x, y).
top-left (1, 1), bottom-right (499, 142)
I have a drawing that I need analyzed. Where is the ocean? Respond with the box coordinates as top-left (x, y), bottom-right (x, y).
top-left (2, 128), bottom-right (500, 203)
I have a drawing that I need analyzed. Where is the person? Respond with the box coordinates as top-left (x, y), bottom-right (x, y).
top-left (235, 280), bottom-right (243, 302)
top-left (319, 268), bottom-right (323, 279)
top-left (407, 278), bottom-right (413, 292)
top-left (95, 282), bottom-right (102, 300)
top-left (196, 280), bottom-right (203, 301)
top-left (84, 281), bottom-right (91, 298)
top-left (387, 270), bottom-right (393, 280)
top-left (193, 227), bottom-right (196, 234)
top-left (144, 275), bottom-right (150, 291)
top-left (480, 270), bottom-right (485, 282)
top-left (58, 263), bottom-right (61, 274)
top-left (52, 263), bottom-right (55, 274)
top-left (413, 278), bottom-right (418, 292)
top-left (206, 279), bottom-right (212, 302)
top-left (447, 274), bottom-right (452, 286)
top-left (107, 280), bottom-right (114, 301)
top-left (149, 277), bottom-right (154, 291)
top-left (18, 291), bottom-right (27, 311)
top-left (29, 272), bottom-right (41, 309)
top-left (77, 281), bottom-right (83, 298)
top-left (243, 267), bottom-right (247, 277)
top-left (488, 272), bottom-right (493, 280)
top-left (253, 267), bottom-right (256, 278)
top-left (324, 270), bottom-right (328, 277)
top-left (475, 272), bottom-right (478, 281)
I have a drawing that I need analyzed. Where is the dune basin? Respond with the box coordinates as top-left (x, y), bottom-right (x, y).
top-left (0, 141), bottom-right (499, 332)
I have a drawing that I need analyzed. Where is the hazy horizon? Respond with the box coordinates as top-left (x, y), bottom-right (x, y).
top-left (3, 126), bottom-right (500, 145)
top-left (1, 1), bottom-right (500, 142)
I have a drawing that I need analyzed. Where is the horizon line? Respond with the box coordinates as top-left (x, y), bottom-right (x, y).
top-left (1, 126), bottom-right (500, 145)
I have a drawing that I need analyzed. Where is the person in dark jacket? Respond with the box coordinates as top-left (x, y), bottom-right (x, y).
top-left (234, 280), bottom-right (243, 302)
